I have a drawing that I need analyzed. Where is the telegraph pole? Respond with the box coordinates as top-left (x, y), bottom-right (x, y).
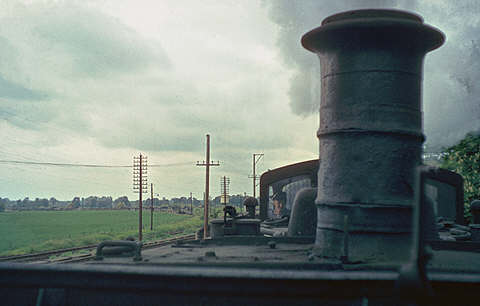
top-left (220, 176), bottom-right (230, 206)
top-left (150, 183), bottom-right (154, 231)
top-left (248, 153), bottom-right (264, 199)
top-left (133, 154), bottom-right (148, 241)
top-left (196, 134), bottom-right (220, 239)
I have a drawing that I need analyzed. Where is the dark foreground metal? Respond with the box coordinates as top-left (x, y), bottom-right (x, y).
top-left (95, 240), bottom-right (143, 261)
top-left (0, 262), bottom-right (479, 305)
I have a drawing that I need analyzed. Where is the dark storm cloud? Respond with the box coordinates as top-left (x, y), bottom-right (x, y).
top-left (418, 1), bottom-right (480, 149)
top-left (264, 0), bottom-right (417, 116)
top-left (264, 0), bottom-right (480, 149)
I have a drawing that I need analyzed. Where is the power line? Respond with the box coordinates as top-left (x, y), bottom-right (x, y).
top-left (0, 160), bottom-right (130, 168)
top-left (0, 159), bottom-right (192, 168)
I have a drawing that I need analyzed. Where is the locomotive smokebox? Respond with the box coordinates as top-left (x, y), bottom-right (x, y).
top-left (302, 9), bottom-right (444, 261)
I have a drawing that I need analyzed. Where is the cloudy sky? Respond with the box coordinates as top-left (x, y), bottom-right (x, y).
top-left (0, 0), bottom-right (479, 201)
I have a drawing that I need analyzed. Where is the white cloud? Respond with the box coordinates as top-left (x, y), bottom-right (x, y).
top-left (0, 0), bottom-right (317, 200)
top-left (4, 0), bottom-right (477, 201)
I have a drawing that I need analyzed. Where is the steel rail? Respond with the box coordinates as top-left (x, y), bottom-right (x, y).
top-left (0, 244), bottom-right (98, 263)
top-left (0, 233), bottom-right (195, 263)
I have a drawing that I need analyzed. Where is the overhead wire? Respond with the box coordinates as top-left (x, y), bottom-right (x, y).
top-left (0, 111), bottom-right (195, 168)
top-left (0, 108), bottom-right (199, 198)
top-left (0, 159), bottom-right (193, 168)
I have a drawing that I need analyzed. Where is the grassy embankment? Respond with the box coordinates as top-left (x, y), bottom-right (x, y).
top-left (0, 210), bottom-right (202, 256)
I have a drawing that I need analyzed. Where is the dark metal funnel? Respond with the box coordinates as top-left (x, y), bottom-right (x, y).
top-left (302, 9), bottom-right (444, 261)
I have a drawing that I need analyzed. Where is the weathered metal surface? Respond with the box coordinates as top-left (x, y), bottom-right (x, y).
top-left (424, 166), bottom-right (465, 225)
top-left (287, 188), bottom-right (317, 237)
top-left (95, 240), bottom-right (142, 261)
top-left (210, 218), bottom-right (261, 238)
top-left (2, 247), bottom-right (480, 305)
top-left (470, 224), bottom-right (480, 242)
top-left (242, 196), bottom-right (258, 218)
top-left (259, 159), bottom-right (318, 220)
top-left (471, 200), bottom-right (480, 224)
top-left (396, 166), bottom-right (441, 300)
top-left (302, 9), bottom-right (445, 261)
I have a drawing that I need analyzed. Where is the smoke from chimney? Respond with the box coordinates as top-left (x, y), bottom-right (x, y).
top-left (264, 0), bottom-right (480, 150)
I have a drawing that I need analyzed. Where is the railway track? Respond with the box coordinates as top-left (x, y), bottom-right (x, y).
top-left (0, 233), bottom-right (196, 264)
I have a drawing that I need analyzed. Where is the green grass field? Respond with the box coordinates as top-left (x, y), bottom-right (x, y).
top-left (0, 210), bottom-right (202, 256)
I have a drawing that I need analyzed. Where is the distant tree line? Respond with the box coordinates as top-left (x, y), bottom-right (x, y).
top-left (0, 194), bottom-right (249, 211)
top-left (442, 132), bottom-right (480, 221)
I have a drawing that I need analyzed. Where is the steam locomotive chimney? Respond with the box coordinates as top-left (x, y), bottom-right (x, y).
top-left (302, 10), bottom-right (444, 261)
